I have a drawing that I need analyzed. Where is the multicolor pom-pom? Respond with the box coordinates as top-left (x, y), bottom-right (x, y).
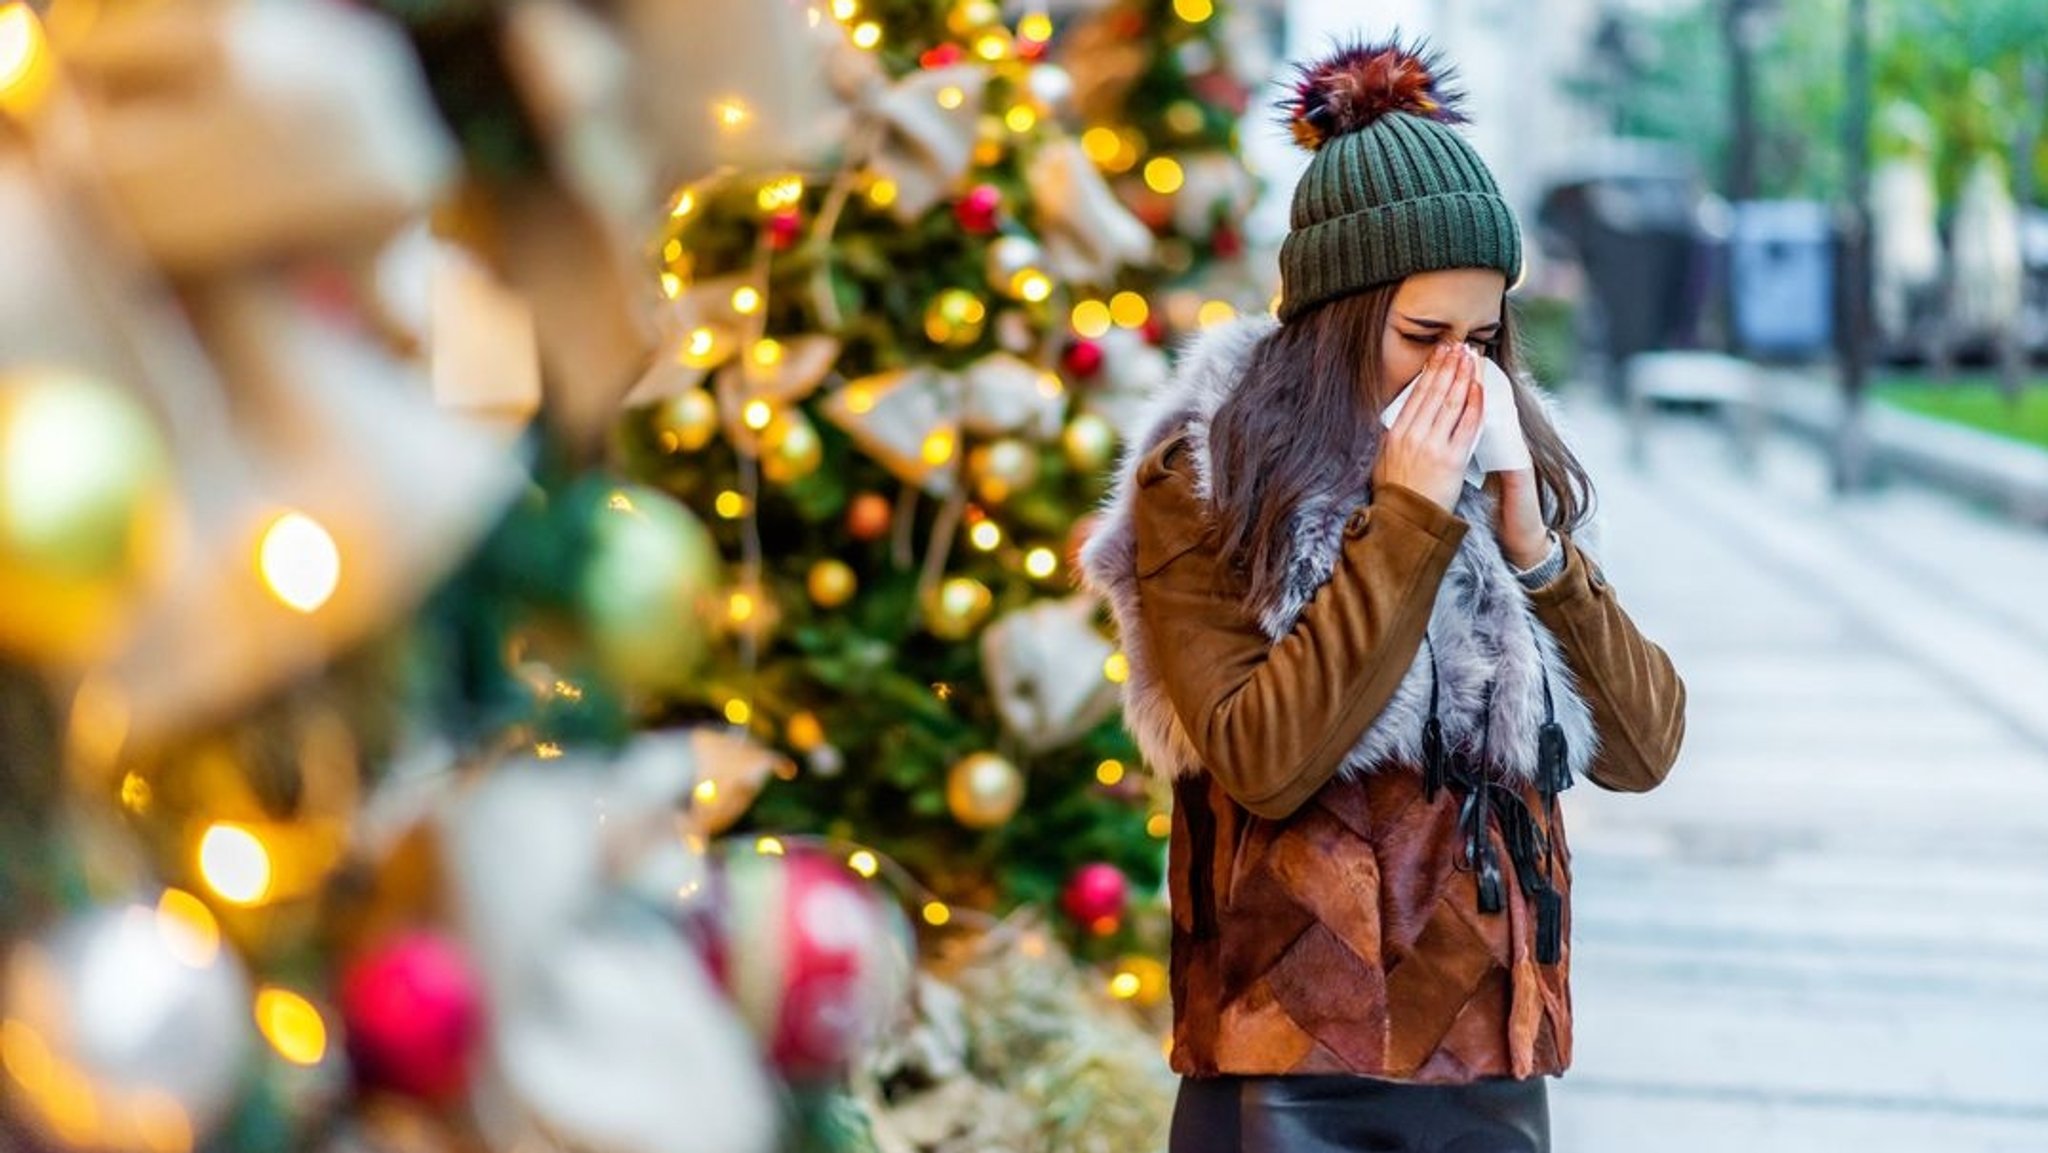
top-left (1284, 37), bottom-right (1465, 153)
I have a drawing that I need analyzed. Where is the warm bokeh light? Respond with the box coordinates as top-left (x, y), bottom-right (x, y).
top-left (258, 512), bottom-right (340, 613)
top-left (255, 987), bottom-right (328, 1066)
top-left (1147, 812), bottom-right (1171, 838)
top-left (154, 889), bottom-right (220, 967)
top-left (725, 699), bottom-right (753, 726)
top-left (1144, 156), bottom-right (1186, 195)
top-left (1173, 0), bottom-right (1214, 23)
top-left (1071, 299), bottom-right (1113, 338)
top-left (969, 521), bottom-right (1002, 551)
top-left (1005, 104), bottom-right (1038, 134)
top-left (921, 429), bottom-right (957, 466)
top-left (755, 836), bottom-right (786, 856)
top-left (851, 20), bottom-right (882, 49)
top-left (1109, 971), bottom-right (1142, 999)
top-left (1023, 548), bottom-right (1057, 579)
top-left (1019, 12), bottom-right (1054, 42)
top-left (848, 850), bottom-right (880, 878)
top-left (743, 399), bottom-right (774, 431)
top-left (1110, 291), bottom-right (1151, 329)
top-left (1096, 759), bottom-right (1126, 786)
top-left (0, 3), bottom-right (52, 117)
top-left (731, 286), bottom-right (762, 315)
top-left (715, 491), bottom-right (748, 519)
top-left (197, 823), bottom-right (272, 906)
top-left (1103, 651), bottom-right (1130, 684)
top-left (922, 901), bottom-right (952, 926)
top-left (937, 85), bottom-right (966, 110)
top-left (1198, 299), bottom-right (1239, 328)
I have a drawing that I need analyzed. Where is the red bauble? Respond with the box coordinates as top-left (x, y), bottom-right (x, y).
top-left (711, 845), bottom-right (908, 1081)
top-left (921, 43), bottom-right (965, 69)
top-left (1142, 315), bottom-right (1168, 346)
top-left (339, 932), bottom-right (485, 1102)
top-left (954, 185), bottom-right (1002, 235)
top-left (766, 210), bottom-right (805, 250)
top-left (847, 492), bottom-right (893, 541)
top-left (1212, 223), bottom-right (1245, 261)
top-left (1017, 39), bottom-right (1047, 62)
top-left (1061, 338), bottom-right (1104, 379)
top-left (1060, 863), bottom-right (1129, 934)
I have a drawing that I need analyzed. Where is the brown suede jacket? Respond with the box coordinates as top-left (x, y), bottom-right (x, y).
top-left (1129, 433), bottom-right (1686, 1082)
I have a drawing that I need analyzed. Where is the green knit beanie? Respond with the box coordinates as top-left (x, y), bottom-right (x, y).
top-left (1277, 39), bottom-right (1522, 324)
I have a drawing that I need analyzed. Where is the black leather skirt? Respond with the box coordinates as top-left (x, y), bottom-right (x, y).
top-left (1168, 1074), bottom-right (1550, 1153)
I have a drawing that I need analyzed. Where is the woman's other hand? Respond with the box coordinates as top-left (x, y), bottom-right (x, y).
top-left (1489, 466), bottom-right (1551, 570)
top-left (1371, 342), bottom-right (1483, 512)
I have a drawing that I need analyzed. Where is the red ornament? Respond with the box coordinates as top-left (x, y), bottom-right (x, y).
top-left (339, 932), bottom-right (485, 1102)
top-left (711, 845), bottom-right (909, 1081)
top-left (1060, 862), bottom-right (1129, 935)
top-left (1212, 223), bottom-right (1244, 260)
top-left (766, 209), bottom-right (805, 250)
top-left (847, 492), bottom-right (893, 542)
top-left (954, 185), bottom-right (1002, 235)
top-left (1142, 315), bottom-right (1168, 346)
top-left (1017, 38), bottom-right (1048, 62)
top-left (1060, 338), bottom-right (1104, 379)
top-left (921, 43), bottom-right (966, 69)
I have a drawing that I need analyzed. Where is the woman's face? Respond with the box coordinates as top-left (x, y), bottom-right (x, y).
top-left (1376, 268), bottom-right (1508, 406)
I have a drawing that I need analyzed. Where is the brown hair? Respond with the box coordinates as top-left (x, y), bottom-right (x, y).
top-left (1210, 283), bottom-right (1595, 610)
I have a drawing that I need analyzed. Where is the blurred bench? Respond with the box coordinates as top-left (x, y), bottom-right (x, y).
top-left (1622, 351), bottom-right (1766, 470)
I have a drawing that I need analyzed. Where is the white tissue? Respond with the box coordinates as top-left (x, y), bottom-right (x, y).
top-left (1380, 353), bottom-right (1531, 487)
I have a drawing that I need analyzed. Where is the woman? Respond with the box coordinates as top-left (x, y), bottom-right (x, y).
top-left (1080, 39), bottom-right (1686, 1152)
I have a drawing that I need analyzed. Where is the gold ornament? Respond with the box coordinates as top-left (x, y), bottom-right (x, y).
top-left (806, 559), bottom-right (857, 608)
top-left (924, 289), bottom-right (988, 348)
top-left (1062, 412), bottom-right (1116, 473)
top-left (758, 408), bottom-right (823, 484)
top-left (656, 388), bottom-right (720, 453)
top-left (946, 750), bottom-right (1024, 829)
top-left (922, 576), bottom-right (993, 641)
top-left (968, 438), bottom-right (1040, 504)
top-left (581, 485), bottom-right (722, 693)
top-left (0, 369), bottom-right (171, 665)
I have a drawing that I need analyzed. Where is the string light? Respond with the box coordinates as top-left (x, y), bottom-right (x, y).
top-left (851, 20), bottom-right (882, 49)
top-left (0, 3), bottom-right (52, 117)
top-left (1147, 812), bottom-right (1171, 838)
top-left (830, 0), bottom-right (858, 20)
top-left (254, 988), bottom-right (327, 1066)
top-left (787, 711), bottom-right (825, 751)
top-left (1019, 12), bottom-right (1054, 42)
top-left (534, 741), bottom-right (564, 759)
top-left (715, 491), bottom-right (748, 519)
top-left (969, 521), bottom-right (1002, 551)
top-left (1081, 126), bottom-right (1123, 167)
top-left (756, 175), bottom-right (805, 213)
top-left (921, 429), bottom-right (957, 466)
top-left (694, 780), bottom-right (719, 805)
top-left (848, 850), bottom-right (880, 878)
top-left (661, 239), bottom-right (684, 264)
top-left (1198, 299), bottom-right (1239, 328)
top-left (1014, 269), bottom-right (1053, 302)
top-left (922, 901), bottom-right (952, 926)
top-left (755, 836), bottom-right (785, 856)
top-left (712, 98), bottom-right (752, 130)
top-left (670, 189), bottom-right (699, 219)
top-left (865, 177), bottom-right (899, 208)
top-left (726, 699), bottom-right (755, 726)
top-left (1036, 372), bottom-right (1064, 398)
top-left (1103, 651), bottom-right (1130, 684)
top-left (1024, 547), bottom-right (1057, 579)
top-left (1071, 299), bottom-right (1112, 338)
top-left (1110, 291), bottom-right (1150, 329)
top-left (1172, 0), bottom-right (1214, 22)
top-left (660, 272), bottom-right (684, 299)
top-left (198, 823), bottom-right (272, 906)
top-left (842, 383), bottom-right (876, 414)
top-left (937, 85), bottom-right (966, 110)
top-left (258, 511), bottom-right (341, 613)
top-left (1108, 971), bottom-right (1142, 999)
top-left (680, 326), bottom-right (722, 368)
top-left (1096, 759), bottom-right (1126, 786)
top-left (1004, 104), bottom-right (1038, 133)
top-left (973, 30), bottom-right (1009, 60)
top-left (1143, 156), bottom-right (1186, 195)
top-left (119, 771), bottom-right (152, 814)
top-left (155, 889), bottom-right (220, 967)
top-left (750, 339), bottom-right (784, 370)
top-left (732, 286), bottom-right (762, 315)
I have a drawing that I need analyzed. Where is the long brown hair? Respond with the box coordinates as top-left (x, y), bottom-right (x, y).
top-left (1210, 283), bottom-right (1595, 611)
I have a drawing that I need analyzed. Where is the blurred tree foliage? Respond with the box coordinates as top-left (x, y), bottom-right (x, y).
top-left (1578, 0), bottom-right (2048, 207)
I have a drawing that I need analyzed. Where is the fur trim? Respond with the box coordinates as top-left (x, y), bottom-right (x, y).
top-left (1080, 315), bottom-right (1599, 786)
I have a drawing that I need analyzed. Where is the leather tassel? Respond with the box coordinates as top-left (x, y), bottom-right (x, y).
top-left (1422, 716), bottom-right (1446, 802)
top-left (1538, 721), bottom-right (1572, 796)
top-left (1536, 889), bottom-right (1563, 965)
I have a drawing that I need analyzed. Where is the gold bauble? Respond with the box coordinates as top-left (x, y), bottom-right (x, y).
top-left (0, 369), bottom-right (171, 665)
top-left (946, 750), bottom-right (1024, 829)
top-left (1062, 413), bottom-right (1116, 473)
top-left (968, 438), bottom-right (1040, 504)
top-left (806, 558), bottom-right (858, 608)
top-left (1113, 955), bottom-right (1170, 1008)
top-left (924, 289), bottom-right (988, 349)
top-left (759, 409), bottom-right (823, 485)
top-left (922, 576), bottom-right (993, 641)
top-left (656, 388), bottom-right (720, 453)
top-left (581, 485), bottom-right (722, 692)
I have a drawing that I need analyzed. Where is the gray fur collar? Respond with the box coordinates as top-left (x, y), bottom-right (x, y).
top-left (1080, 315), bottom-right (1599, 786)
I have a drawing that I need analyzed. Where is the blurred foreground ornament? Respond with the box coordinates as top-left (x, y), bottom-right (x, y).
top-left (440, 752), bottom-right (779, 1153)
top-left (0, 369), bottom-right (170, 666)
top-left (1, 901), bottom-right (253, 1151)
top-left (807, 559), bottom-right (858, 609)
top-left (339, 932), bottom-right (484, 1103)
top-left (945, 751), bottom-right (1024, 830)
top-left (966, 438), bottom-right (1038, 504)
top-left (822, 371), bottom-right (963, 496)
top-left (1060, 862), bottom-right (1129, 933)
top-left (580, 484), bottom-right (722, 696)
top-left (713, 844), bottom-right (911, 1081)
top-left (847, 65), bottom-right (990, 224)
top-left (685, 727), bottom-right (789, 837)
top-left (980, 596), bottom-right (1118, 752)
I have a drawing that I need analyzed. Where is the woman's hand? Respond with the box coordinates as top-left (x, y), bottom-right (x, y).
top-left (1371, 342), bottom-right (1484, 512)
top-left (1489, 467), bottom-right (1551, 570)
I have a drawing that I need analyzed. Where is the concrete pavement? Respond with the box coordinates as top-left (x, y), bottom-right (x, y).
top-left (1546, 397), bottom-right (2048, 1152)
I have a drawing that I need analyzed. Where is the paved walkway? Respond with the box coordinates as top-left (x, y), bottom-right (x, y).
top-left (1548, 398), bottom-right (2048, 1152)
